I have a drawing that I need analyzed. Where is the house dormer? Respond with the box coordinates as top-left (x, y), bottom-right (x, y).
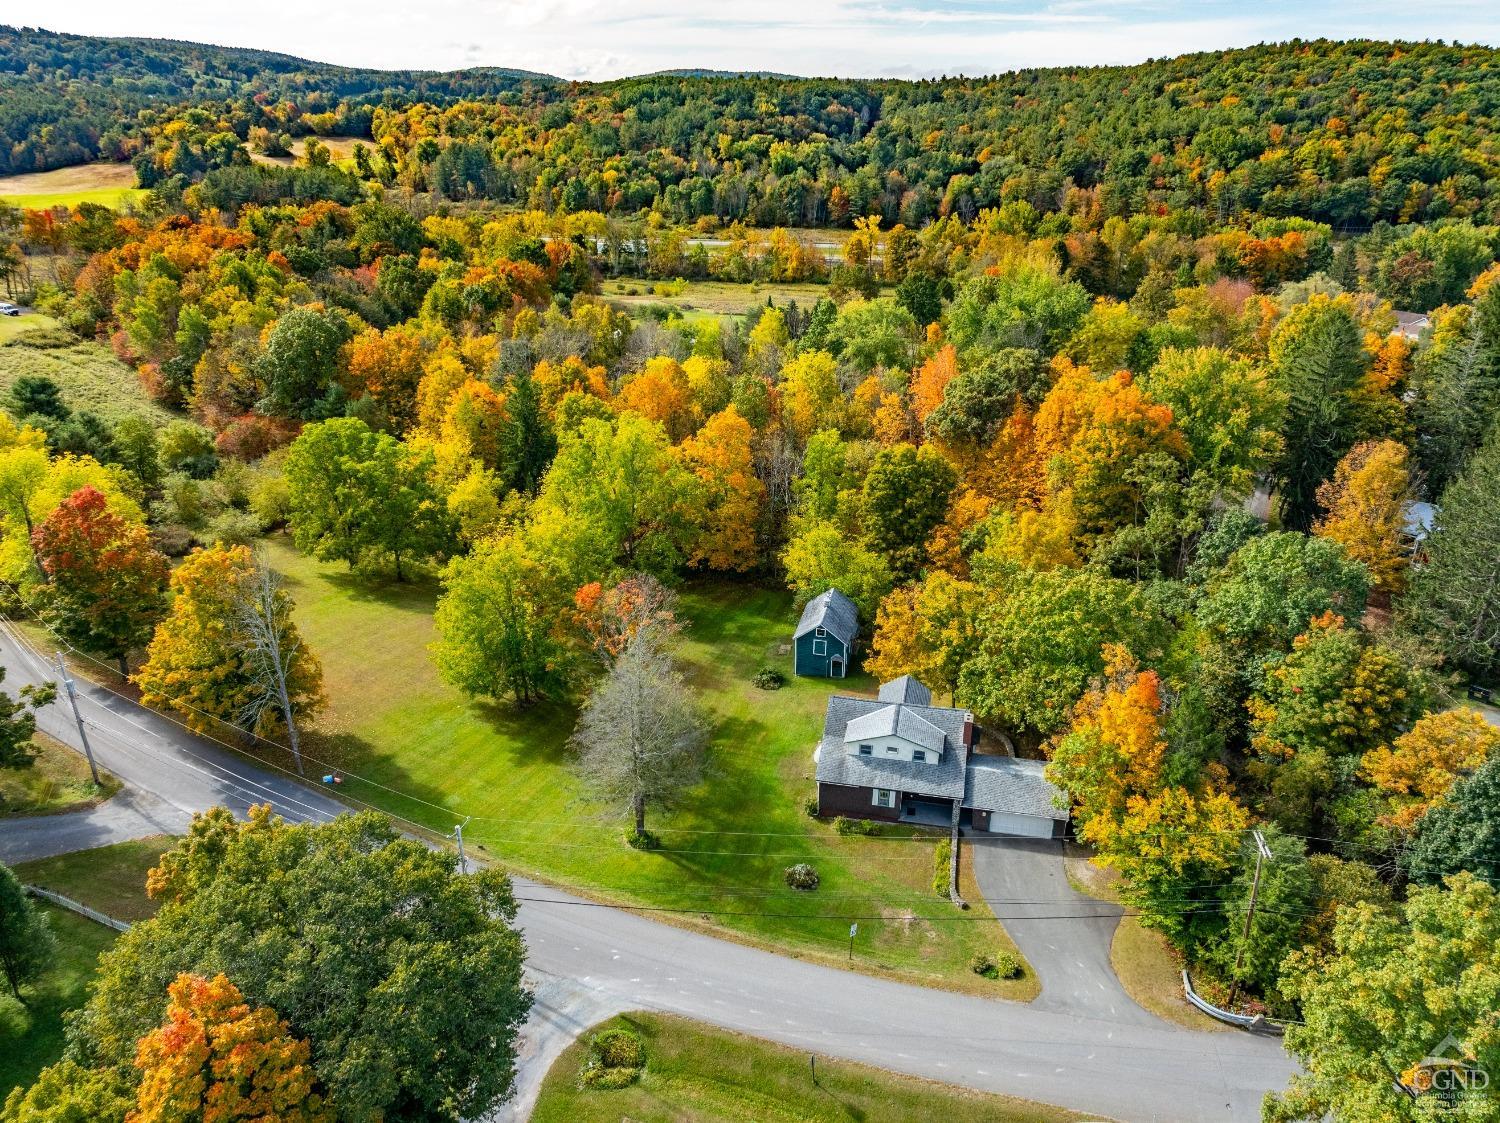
top-left (843, 701), bottom-right (947, 765)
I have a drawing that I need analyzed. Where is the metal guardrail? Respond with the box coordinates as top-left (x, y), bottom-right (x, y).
top-left (25, 885), bottom-right (133, 933)
top-left (1182, 970), bottom-right (1285, 1036)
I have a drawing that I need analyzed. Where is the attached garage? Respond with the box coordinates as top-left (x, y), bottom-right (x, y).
top-left (963, 756), bottom-right (1068, 839)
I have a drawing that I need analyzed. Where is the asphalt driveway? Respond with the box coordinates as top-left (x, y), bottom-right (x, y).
top-left (969, 834), bottom-right (1161, 1026)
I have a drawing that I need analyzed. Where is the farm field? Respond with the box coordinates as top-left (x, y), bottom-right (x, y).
top-left (0, 731), bottom-right (119, 817)
top-left (264, 537), bottom-right (1035, 996)
top-left (531, 1011), bottom-right (1086, 1123)
top-left (0, 904), bottom-right (117, 1098)
top-left (0, 162), bottom-right (146, 210)
top-left (249, 135), bottom-right (368, 168)
top-left (601, 278), bottom-right (838, 320)
top-left (0, 336), bottom-right (179, 428)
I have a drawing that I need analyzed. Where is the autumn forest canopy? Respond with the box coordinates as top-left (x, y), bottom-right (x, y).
top-left (1, 25), bottom-right (1499, 1123)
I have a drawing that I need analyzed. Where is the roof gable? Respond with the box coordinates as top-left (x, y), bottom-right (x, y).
top-left (844, 703), bottom-right (947, 754)
top-left (794, 589), bottom-right (859, 645)
top-left (878, 675), bottom-right (933, 706)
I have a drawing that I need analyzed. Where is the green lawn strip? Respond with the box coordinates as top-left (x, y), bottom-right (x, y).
top-left (265, 538), bottom-right (1031, 994)
top-left (0, 905), bottom-right (116, 1098)
top-left (0, 731), bottom-right (120, 817)
top-left (0, 338), bottom-right (178, 427)
top-left (532, 1011), bottom-right (1090, 1123)
top-left (0, 189), bottom-right (147, 210)
top-left (15, 836), bottom-right (173, 923)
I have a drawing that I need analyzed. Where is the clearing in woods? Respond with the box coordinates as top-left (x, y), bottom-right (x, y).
top-left (0, 163), bottom-right (146, 210)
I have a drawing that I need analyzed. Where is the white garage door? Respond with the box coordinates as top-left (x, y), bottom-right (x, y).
top-left (985, 812), bottom-right (1055, 839)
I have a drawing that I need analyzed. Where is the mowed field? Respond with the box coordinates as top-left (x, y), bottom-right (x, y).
top-left (532, 1011), bottom-right (1088, 1123)
top-left (0, 163), bottom-right (147, 210)
top-left (249, 135), bottom-right (367, 169)
top-left (0, 334), bottom-right (178, 428)
top-left (601, 279), bottom-right (837, 321)
top-left (263, 538), bottom-right (1034, 994)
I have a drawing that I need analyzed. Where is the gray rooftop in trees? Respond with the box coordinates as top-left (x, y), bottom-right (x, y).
top-left (816, 693), bottom-right (969, 801)
top-left (794, 589), bottom-right (859, 646)
top-left (877, 675), bottom-right (933, 706)
top-left (963, 756), bottom-right (1067, 820)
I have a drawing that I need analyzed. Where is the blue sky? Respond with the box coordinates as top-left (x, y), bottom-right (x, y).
top-left (35, 0), bottom-right (1500, 79)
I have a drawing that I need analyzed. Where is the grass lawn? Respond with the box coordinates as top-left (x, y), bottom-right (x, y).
top-left (0, 163), bottom-right (147, 211)
top-left (0, 904), bottom-right (116, 1099)
top-left (0, 732), bottom-right (119, 817)
top-left (0, 314), bottom-right (61, 344)
top-left (0, 337), bottom-right (178, 428)
top-left (262, 537), bottom-right (1032, 995)
top-left (15, 836), bottom-right (173, 923)
top-left (601, 279), bottom-right (837, 320)
top-left (532, 1011), bottom-right (1088, 1123)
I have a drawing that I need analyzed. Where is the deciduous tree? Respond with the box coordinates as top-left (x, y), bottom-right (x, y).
top-left (0, 860), bottom-right (54, 1003)
top-left (1361, 708), bottom-right (1500, 830)
top-left (1313, 439), bottom-right (1413, 595)
top-left (677, 406), bottom-right (762, 572)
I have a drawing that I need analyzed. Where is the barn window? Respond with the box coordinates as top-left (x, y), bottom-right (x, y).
top-left (872, 789), bottom-right (895, 808)
top-left (812, 638), bottom-right (827, 656)
top-left (912, 750), bottom-right (926, 762)
top-left (815, 627), bottom-right (827, 638)
top-left (858, 744), bottom-right (873, 756)
top-left (885, 745), bottom-right (899, 755)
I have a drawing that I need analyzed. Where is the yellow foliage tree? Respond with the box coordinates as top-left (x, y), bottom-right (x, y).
top-left (1361, 709), bottom-right (1500, 829)
top-left (1313, 439), bottom-right (1412, 595)
top-left (677, 406), bottom-right (762, 572)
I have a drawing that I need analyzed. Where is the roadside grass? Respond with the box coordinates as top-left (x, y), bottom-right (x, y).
top-left (0, 163), bottom-right (146, 211)
top-left (532, 1011), bottom-right (1089, 1123)
top-left (0, 904), bottom-right (116, 1099)
top-left (262, 537), bottom-right (1032, 995)
top-left (15, 836), bottom-right (172, 923)
top-left (0, 732), bottom-right (119, 817)
top-left (1110, 917), bottom-right (1225, 1032)
top-left (0, 338), bottom-right (178, 428)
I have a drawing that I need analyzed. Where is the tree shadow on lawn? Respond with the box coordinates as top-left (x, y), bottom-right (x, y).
top-left (291, 563), bottom-right (442, 615)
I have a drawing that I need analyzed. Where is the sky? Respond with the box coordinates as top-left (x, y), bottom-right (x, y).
top-left (28, 0), bottom-right (1500, 80)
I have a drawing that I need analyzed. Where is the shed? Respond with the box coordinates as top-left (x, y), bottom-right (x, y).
top-left (793, 589), bottom-right (858, 678)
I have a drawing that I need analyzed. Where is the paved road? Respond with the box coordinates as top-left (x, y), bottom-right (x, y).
top-left (0, 621), bottom-right (1295, 1123)
top-left (970, 836), bottom-right (1159, 1026)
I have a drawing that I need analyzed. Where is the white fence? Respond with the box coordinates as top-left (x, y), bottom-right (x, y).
top-left (25, 884), bottom-right (133, 932)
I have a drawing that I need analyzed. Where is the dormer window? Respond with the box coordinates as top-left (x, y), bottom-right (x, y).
top-left (858, 744), bottom-right (873, 756)
top-left (912, 750), bottom-right (926, 762)
top-left (885, 746), bottom-right (899, 755)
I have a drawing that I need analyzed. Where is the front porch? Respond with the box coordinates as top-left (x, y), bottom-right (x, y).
top-left (899, 797), bottom-right (955, 828)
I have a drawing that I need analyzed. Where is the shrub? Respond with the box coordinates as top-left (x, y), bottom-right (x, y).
top-left (803, 796), bottom-right (820, 818)
top-left (216, 413), bottom-right (299, 461)
top-left (202, 508), bottom-right (263, 548)
top-left (753, 666), bottom-right (786, 690)
top-left (932, 838), bottom-right (952, 895)
top-left (833, 816), bottom-right (875, 836)
top-left (581, 1027), bottom-right (645, 1089)
top-left (625, 829), bottom-right (660, 850)
top-left (971, 950), bottom-right (1022, 980)
top-left (149, 523), bottom-right (195, 557)
top-left (784, 862), bottom-right (820, 890)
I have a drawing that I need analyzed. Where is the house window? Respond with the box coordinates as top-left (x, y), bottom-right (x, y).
top-left (885, 745), bottom-right (899, 755)
top-left (912, 750), bottom-right (926, 762)
top-left (872, 788), bottom-right (896, 809)
top-left (812, 638), bottom-right (827, 656)
top-left (815, 627), bottom-right (827, 638)
top-left (858, 744), bottom-right (873, 756)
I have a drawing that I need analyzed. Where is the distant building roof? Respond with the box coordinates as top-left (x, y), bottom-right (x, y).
top-left (1393, 310), bottom-right (1431, 340)
top-left (844, 703), bottom-right (948, 755)
top-left (1402, 500), bottom-right (1438, 542)
top-left (878, 675), bottom-right (933, 706)
top-left (816, 695), bottom-right (969, 801)
top-left (794, 589), bottom-right (859, 646)
top-left (963, 756), bottom-right (1068, 820)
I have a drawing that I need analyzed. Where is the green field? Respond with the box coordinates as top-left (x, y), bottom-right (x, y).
top-left (601, 279), bottom-right (837, 321)
top-left (0, 163), bottom-right (146, 211)
top-left (0, 336), bottom-right (178, 428)
top-left (532, 1012), bottom-right (1086, 1123)
top-left (0, 904), bottom-right (117, 1098)
top-left (263, 537), bottom-right (1033, 995)
top-left (15, 836), bottom-right (172, 923)
top-left (0, 732), bottom-right (119, 817)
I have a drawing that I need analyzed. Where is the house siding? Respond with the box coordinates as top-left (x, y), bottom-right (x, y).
top-left (817, 781), bottom-right (901, 821)
top-left (795, 632), bottom-right (848, 678)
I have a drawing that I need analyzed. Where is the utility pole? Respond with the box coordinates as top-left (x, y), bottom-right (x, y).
top-left (454, 817), bottom-right (471, 874)
top-left (1227, 829), bottom-right (1273, 1010)
top-left (55, 652), bottom-right (101, 787)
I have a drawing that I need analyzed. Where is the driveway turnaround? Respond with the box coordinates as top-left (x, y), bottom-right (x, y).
top-left (0, 621), bottom-right (1294, 1123)
top-left (969, 835), bottom-right (1160, 1026)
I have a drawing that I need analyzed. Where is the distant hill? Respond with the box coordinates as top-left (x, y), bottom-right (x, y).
top-left (644, 68), bottom-right (803, 79)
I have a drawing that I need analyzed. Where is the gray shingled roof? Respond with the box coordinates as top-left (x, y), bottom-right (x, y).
top-left (815, 695), bottom-right (968, 800)
top-left (877, 675), bottom-right (933, 706)
top-left (963, 756), bottom-right (1067, 820)
top-left (844, 704), bottom-right (947, 755)
top-left (794, 589), bottom-right (859, 646)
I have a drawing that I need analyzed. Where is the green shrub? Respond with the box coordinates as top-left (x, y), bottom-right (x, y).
top-left (971, 950), bottom-right (1022, 980)
top-left (834, 816), bottom-right (875, 836)
top-left (624, 829), bottom-right (660, 850)
top-left (753, 666), bottom-right (786, 690)
top-left (784, 862), bottom-right (820, 890)
top-left (580, 1027), bottom-right (646, 1089)
top-left (932, 838), bottom-right (952, 895)
top-left (803, 796), bottom-right (820, 818)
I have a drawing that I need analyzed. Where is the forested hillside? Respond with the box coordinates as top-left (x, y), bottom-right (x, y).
top-left (4, 30), bottom-right (1500, 230)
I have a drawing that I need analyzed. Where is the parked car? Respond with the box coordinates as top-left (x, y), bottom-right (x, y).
top-left (0, 305), bottom-right (20, 317)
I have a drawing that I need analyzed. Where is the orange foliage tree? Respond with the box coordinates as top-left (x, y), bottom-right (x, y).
top-left (1313, 439), bottom-right (1413, 595)
top-left (130, 973), bottom-right (331, 1123)
top-left (1361, 709), bottom-right (1500, 829)
top-left (677, 405), bottom-right (762, 572)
